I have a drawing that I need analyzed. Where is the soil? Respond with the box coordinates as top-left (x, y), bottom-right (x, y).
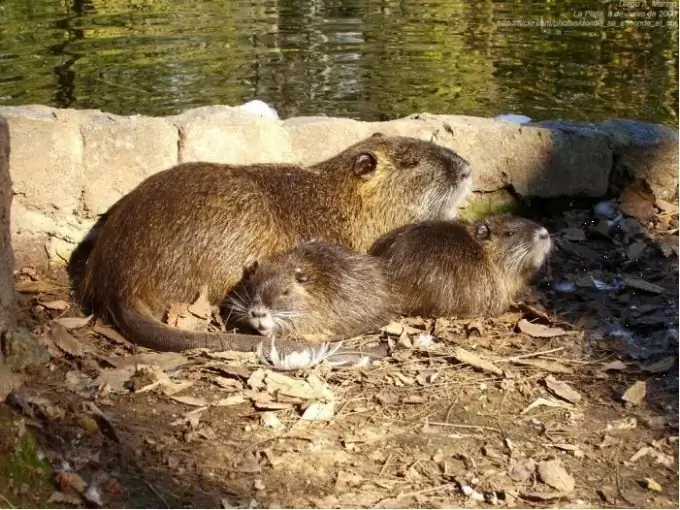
top-left (1, 201), bottom-right (678, 509)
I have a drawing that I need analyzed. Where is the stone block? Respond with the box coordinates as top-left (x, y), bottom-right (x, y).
top-left (81, 110), bottom-right (179, 217)
top-left (173, 106), bottom-right (294, 165)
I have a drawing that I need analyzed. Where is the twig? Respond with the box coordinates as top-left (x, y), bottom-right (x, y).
top-left (427, 421), bottom-right (502, 433)
top-left (145, 482), bottom-right (169, 509)
top-left (500, 347), bottom-right (566, 362)
top-left (614, 440), bottom-right (636, 507)
top-left (394, 482), bottom-right (457, 501)
top-left (0, 492), bottom-right (16, 509)
top-left (378, 454), bottom-right (393, 477)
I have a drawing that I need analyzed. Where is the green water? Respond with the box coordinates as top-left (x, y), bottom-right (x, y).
top-left (0, 0), bottom-right (677, 125)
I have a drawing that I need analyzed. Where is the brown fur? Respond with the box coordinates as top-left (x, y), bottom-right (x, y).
top-left (368, 214), bottom-right (552, 318)
top-left (225, 241), bottom-right (397, 339)
top-left (72, 134), bottom-right (471, 352)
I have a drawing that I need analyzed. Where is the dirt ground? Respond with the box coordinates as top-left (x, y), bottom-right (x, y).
top-left (1, 197), bottom-right (678, 509)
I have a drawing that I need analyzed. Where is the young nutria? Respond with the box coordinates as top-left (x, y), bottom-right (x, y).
top-left (225, 241), bottom-right (397, 338)
top-left (368, 214), bottom-right (552, 318)
top-left (73, 134), bottom-right (471, 353)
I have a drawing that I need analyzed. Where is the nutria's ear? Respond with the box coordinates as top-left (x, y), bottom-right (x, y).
top-left (243, 261), bottom-right (258, 278)
top-left (475, 222), bottom-right (491, 240)
top-left (371, 132), bottom-right (385, 138)
top-left (353, 152), bottom-right (378, 179)
top-left (294, 266), bottom-right (308, 283)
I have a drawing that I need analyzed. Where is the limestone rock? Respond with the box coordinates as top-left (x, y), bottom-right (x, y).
top-left (172, 105), bottom-right (294, 165)
top-left (1, 327), bottom-right (51, 372)
top-left (0, 105), bottom-right (84, 212)
top-left (284, 116), bottom-right (374, 166)
top-left (600, 119), bottom-right (678, 202)
top-left (81, 110), bottom-right (179, 217)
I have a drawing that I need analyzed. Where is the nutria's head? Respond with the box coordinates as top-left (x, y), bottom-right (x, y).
top-left (313, 134), bottom-right (472, 243)
top-left (224, 242), bottom-right (392, 337)
top-left (471, 214), bottom-right (552, 279)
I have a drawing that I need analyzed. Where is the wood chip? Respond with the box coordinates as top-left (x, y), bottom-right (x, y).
top-left (517, 319), bottom-right (568, 338)
top-left (451, 346), bottom-right (503, 375)
top-left (50, 324), bottom-right (91, 358)
top-left (301, 402), bottom-right (334, 421)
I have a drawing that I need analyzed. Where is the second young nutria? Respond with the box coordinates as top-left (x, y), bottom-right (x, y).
top-left (368, 214), bottom-right (552, 318)
top-left (225, 241), bottom-right (397, 339)
top-left (73, 134), bottom-right (471, 353)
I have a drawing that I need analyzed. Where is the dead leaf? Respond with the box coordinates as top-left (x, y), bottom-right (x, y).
top-left (606, 417), bottom-right (637, 431)
top-left (55, 470), bottom-right (88, 494)
top-left (452, 346), bottom-right (503, 375)
top-left (53, 316), bottom-right (92, 330)
top-left (521, 397), bottom-right (573, 415)
top-left (626, 241), bottom-right (646, 261)
top-left (621, 380), bottom-right (647, 406)
top-left (545, 376), bottom-right (582, 404)
top-left (517, 319), bottom-right (568, 338)
top-left (620, 182), bottom-right (656, 221)
top-left (47, 491), bottom-right (84, 505)
top-left (537, 460), bottom-right (575, 493)
top-left (211, 376), bottom-right (244, 390)
top-left (171, 395), bottom-right (209, 407)
top-left (301, 402), bottom-right (334, 421)
top-left (560, 228), bottom-right (586, 241)
top-left (602, 360), bottom-right (627, 371)
top-left (642, 356), bottom-right (677, 373)
top-left (556, 239), bottom-right (602, 263)
top-left (215, 395), bottom-right (246, 406)
top-left (50, 324), bottom-right (91, 358)
top-left (623, 276), bottom-right (665, 294)
top-left (507, 458), bottom-right (536, 482)
top-left (39, 299), bottom-right (70, 311)
top-left (639, 478), bottom-right (662, 492)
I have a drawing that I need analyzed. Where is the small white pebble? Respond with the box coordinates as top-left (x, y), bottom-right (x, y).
top-left (253, 479), bottom-right (265, 491)
top-left (495, 113), bottom-right (532, 125)
top-left (414, 332), bottom-right (435, 348)
top-left (83, 484), bottom-right (103, 507)
top-left (461, 485), bottom-right (485, 502)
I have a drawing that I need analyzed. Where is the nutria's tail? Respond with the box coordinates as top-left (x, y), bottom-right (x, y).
top-left (112, 301), bottom-right (390, 368)
top-left (114, 300), bottom-right (327, 355)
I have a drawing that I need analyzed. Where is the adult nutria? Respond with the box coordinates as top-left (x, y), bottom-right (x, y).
top-left (74, 134), bottom-right (471, 353)
top-left (225, 241), bottom-right (397, 339)
top-left (368, 214), bottom-right (552, 318)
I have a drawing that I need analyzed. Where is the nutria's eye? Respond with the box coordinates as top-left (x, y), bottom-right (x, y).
top-left (294, 267), bottom-right (308, 283)
top-left (475, 223), bottom-right (491, 240)
top-left (281, 289), bottom-right (291, 296)
top-left (353, 152), bottom-right (378, 179)
top-left (243, 261), bottom-right (258, 278)
top-left (371, 132), bottom-right (385, 138)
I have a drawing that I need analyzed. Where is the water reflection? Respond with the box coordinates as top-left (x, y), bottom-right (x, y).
top-left (0, 0), bottom-right (677, 125)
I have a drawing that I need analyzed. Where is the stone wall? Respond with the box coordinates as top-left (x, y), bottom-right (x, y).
top-left (0, 104), bottom-right (677, 269)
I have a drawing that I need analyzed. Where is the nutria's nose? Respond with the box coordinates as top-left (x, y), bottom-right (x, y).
top-left (456, 159), bottom-right (471, 180)
top-left (537, 228), bottom-right (550, 241)
top-left (249, 307), bottom-right (269, 318)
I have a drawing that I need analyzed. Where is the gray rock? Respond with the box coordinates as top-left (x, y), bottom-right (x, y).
top-left (1, 327), bottom-right (51, 372)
